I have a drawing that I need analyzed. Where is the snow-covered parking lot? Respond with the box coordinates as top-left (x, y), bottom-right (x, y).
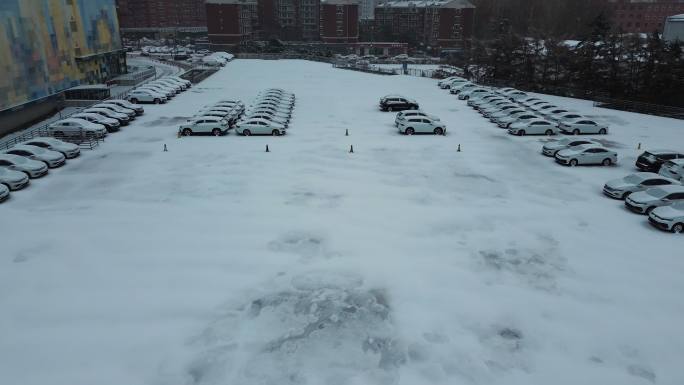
top-left (1, 60), bottom-right (682, 385)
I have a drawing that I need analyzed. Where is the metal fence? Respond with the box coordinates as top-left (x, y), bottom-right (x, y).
top-left (332, 63), bottom-right (398, 75)
top-left (114, 66), bottom-right (156, 86)
top-left (236, 53), bottom-right (333, 63)
top-left (0, 127), bottom-right (103, 151)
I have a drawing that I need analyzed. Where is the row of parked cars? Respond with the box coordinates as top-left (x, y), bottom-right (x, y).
top-left (440, 76), bottom-right (610, 135)
top-left (48, 99), bottom-right (145, 138)
top-left (0, 138), bottom-right (82, 203)
top-left (179, 89), bottom-right (295, 137)
top-left (125, 76), bottom-right (192, 104)
top-left (601, 150), bottom-right (684, 233)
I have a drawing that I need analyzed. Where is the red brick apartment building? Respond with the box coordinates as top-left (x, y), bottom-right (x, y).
top-left (321, 0), bottom-right (360, 43)
top-left (607, 0), bottom-right (684, 33)
top-left (206, 0), bottom-right (259, 47)
top-left (116, 0), bottom-right (207, 29)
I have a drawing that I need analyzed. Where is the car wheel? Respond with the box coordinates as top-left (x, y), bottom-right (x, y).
top-left (405, 127), bottom-right (415, 135)
top-left (130, 98), bottom-right (138, 104)
top-left (545, 129), bottom-right (554, 136)
top-left (673, 223), bottom-right (684, 233)
top-left (646, 206), bottom-right (655, 214)
top-left (599, 128), bottom-right (607, 135)
top-left (182, 128), bottom-right (193, 136)
top-left (272, 129), bottom-right (280, 136)
top-left (569, 159), bottom-right (578, 167)
top-left (622, 192), bottom-right (631, 200)
top-left (602, 158), bottom-right (612, 166)
top-left (154, 98), bottom-right (160, 104)
top-left (242, 129), bottom-right (251, 136)
top-left (412, 105), bottom-right (418, 110)
top-left (388, 107), bottom-right (393, 112)
top-left (573, 129), bottom-right (580, 135)
top-left (434, 127), bottom-right (443, 135)
top-left (518, 130), bottom-right (525, 136)
top-left (212, 128), bottom-right (221, 136)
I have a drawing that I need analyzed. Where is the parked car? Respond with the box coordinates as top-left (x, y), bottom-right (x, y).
top-left (83, 108), bottom-right (130, 125)
top-left (625, 185), bottom-right (684, 214)
top-left (104, 99), bottom-right (144, 115)
top-left (179, 116), bottom-right (230, 136)
top-left (23, 138), bottom-right (80, 159)
top-left (526, 100), bottom-right (550, 109)
top-left (529, 103), bottom-right (556, 112)
top-left (0, 154), bottom-right (48, 178)
top-left (444, 79), bottom-right (469, 90)
top-left (648, 202), bottom-right (684, 233)
top-left (479, 101), bottom-right (514, 114)
top-left (635, 150), bottom-right (684, 173)
top-left (472, 97), bottom-right (507, 110)
top-left (603, 172), bottom-right (679, 200)
top-left (93, 103), bottom-right (137, 119)
top-left (4, 145), bottom-right (66, 168)
top-left (0, 166), bottom-right (30, 190)
top-left (490, 108), bottom-right (527, 123)
top-left (438, 76), bottom-right (464, 88)
top-left (166, 76), bottom-right (191, 88)
top-left (559, 119), bottom-right (609, 135)
top-left (152, 79), bottom-right (184, 93)
top-left (395, 110), bottom-right (440, 126)
top-left (458, 88), bottom-right (489, 100)
top-left (450, 82), bottom-right (476, 95)
top-left (498, 113), bottom-right (540, 128)
top-left (71, 112), bottom-right (121, 132)
top-left (137, 85), bottom-right (175, 99)
top-left (507, 90), bottom-right (528, 100)
top-left (520, 97), bottom-right (542, 106)
top-left (482, 104), bottom-right (519, 117)
top-left (48, 118), bottom-right (108, 138)
top-left (243, 113), bottom-right (289, 127)
top-left (555, 144), bottom-right (618, 166)
top-left (542, 138), bottom-right (599, 157)
top-left (235, 118), bottom-right (286, 136)
top-left (0, 184), bottom-right (8, 203)
top-left (397, 116), bottom-right (446, 135)
top-left (659, 159), bottom-right (684, 182)
top-left (549, 112), bottom-right (584, 123)
top-left (508, 119), bottom-right (559, 136)
top-left (248, 108), bottom-right (291, 121)
top-left (251, 103), bottom-right (292, 116)
top-left (541, 108), bottom-right (570, 118)
top-left (378, 95), bottom-right (419, 112)
top-left (127, 89), bottom-right (167, 104)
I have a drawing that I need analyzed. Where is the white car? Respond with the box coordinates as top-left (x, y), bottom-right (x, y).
top-left (438, 76), bottom-right (465, 88)
top-left (103, 99), bottom-right (144, 115)
top-left (179, 116), bottom-right (230, 136)
top-left (248, 108), bottom-right (290, 121)
top-left (251, 103), bottom-right (292, 116)
top-left (137, 85), bottom-right (175, 98)
top-left (0, 154), bottom-right (48, 178)
top-left (549, 112), bottom-right (584, 123)
top-left (507, 90), bottom-right (528, 100)
top-left (497, 112), bottom-right (540, 128)
top-left (659, 159), bottom-right (684, 182)
top-left (533, 104), bottom-right (560, 114)
top-left (541, 108), bottom-right (570, 118)
top-left (395, 110), bottom-right (440, 126)
top-left (541, 138), bottom-right (599, 157)
top-left (508, 119), bottom-right (559, 136)
top-left (235, 118), bottom-right (286, 136)
top-left (4, 145), bottom-right (66, 168)
top-left (397, 116), bottom-right (446, 135)
top-left (648, 202), bottom-right (684, 233)
top-left (253, 99), bottom-right (292, 109)
top-left (559, 119), bottom-right (609, 135)
top-left (23, 138), bottom-right (80, 159)
top-left (458, 88), bottom-right (489, 100)
top-left (0, 183), bottom-right (8, 203)
top-left (489, 108), bottom-right (527, 123)
top-left (242, 113), bottom-right (289, 127)
top-left (71, 112), bottom-right (121, 132)
top-left (0, 166), bottom-right (30, 190)
top-left (482, 104), bottom-right (519, 117)
top-left (625, 185), bottom-right (684, 214)
top-left (526, 100), bottom-right (550, 109)
top-left (152, 79), bottom-right (184, 92)
top-left (127, 89), bottom-right (167, 104)
top-left (479, 101), bottom-right (514, 114)
top-left (258, 91), bottom-right (295, 100)
top-left (94, 103), bottom-right (136, 119)
top-left (160, 78), bottom-right (189, 90)
top-left (472, 96), bottom-right (506, 109)
top-left (496, 87), bottom-right (518, 95)
top-left (48, 118), bottom-right (108, 138)
top-left (255, 95), bottom-right (294, 105)
top-left (467, 92), bottom-right (497, 106)
top-left (166, 76), bottom-right (191, 88)
top-left (603, 172), bottom-right (679, 200)
top-left (520, 97), bottom-right (542, 106)
top-left (555, 144), bottom-right (618, 166)
top-left (83, 108), bottom-right (130, 125)
top-left (450, 82), bottom-right (476, 94)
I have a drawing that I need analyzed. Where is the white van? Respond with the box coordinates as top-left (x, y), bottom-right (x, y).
top-left (659, 159), bottom-right (684, 182)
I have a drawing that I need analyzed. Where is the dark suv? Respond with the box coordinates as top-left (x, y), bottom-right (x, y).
top-left (635, 150), bottom-right (684, 172)
top-left (379, 95), bottom-right (419, 112)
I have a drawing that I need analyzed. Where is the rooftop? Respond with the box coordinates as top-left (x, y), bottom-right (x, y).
top-left (377, 0), bottom-right (475, 8)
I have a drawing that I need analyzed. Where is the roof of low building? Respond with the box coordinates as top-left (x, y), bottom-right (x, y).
top-left (377, 0), bottom-right (474, 9)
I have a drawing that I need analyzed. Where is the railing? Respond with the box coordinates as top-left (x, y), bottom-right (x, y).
top-left (235, 53), bottom-right (333, 63)
top-left (593, 97), bottom-right (684, 120)
top-left (0, 128), bottom-right (102, 151)
top-left (332, 63), bottom-right (398, 75)
top-left (114, 66), bottom-right (156, 86)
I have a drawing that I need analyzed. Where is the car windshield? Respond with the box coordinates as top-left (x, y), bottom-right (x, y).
top-left (647, 188), bottom-right (669, 198)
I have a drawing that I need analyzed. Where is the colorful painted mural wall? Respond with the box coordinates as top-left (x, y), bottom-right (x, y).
top-left (0, 0), bottom-right (122, 111)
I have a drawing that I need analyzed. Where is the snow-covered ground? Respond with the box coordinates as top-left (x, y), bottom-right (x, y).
top-left (1, 60), bottom-right (683, 385)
